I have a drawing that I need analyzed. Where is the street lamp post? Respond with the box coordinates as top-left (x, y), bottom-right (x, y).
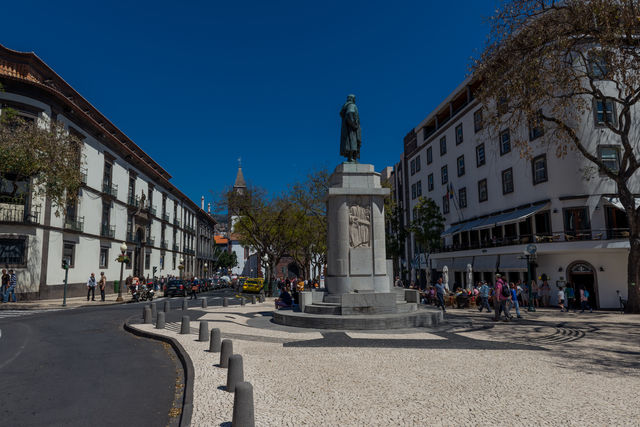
top-left (524, 245), bottom-right (537, 312)
top-left (179, 257), bottom-right (185, 281)
top-left (62, 260), bottom-right (69, 307)
top-left (116, 242), bottom-right (128, 302)
top-left (204, 262), bottom-right (208, 279)
top-left (261, 254), bottom-right (269, 296)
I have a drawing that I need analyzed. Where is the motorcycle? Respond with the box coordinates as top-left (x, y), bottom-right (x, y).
top-left (138, 283), bottom-right (155, 301)
top-left (130, 285), bottom-right (140, 302)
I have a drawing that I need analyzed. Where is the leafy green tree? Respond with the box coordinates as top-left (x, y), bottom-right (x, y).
top-left (0, 109), bottom-right (83, 214)
top-left (409, 197), bottom-right (445, 285)
top-left (473, 0), bottom-right (640, 312)
top-left (289, 169), bottom-right (329, 279)
top-left (221, 185), bottom-right (298, 284)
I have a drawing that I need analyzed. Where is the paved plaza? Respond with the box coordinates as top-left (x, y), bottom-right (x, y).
top-left (131, 300), bottom-right (640, 426)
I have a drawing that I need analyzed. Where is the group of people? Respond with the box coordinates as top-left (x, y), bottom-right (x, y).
top-left (86, 272), bottom-right (108, 301)
top-left (412, 274), bottom-right (594, 320)
top-left (1, 269), bottom-right (18, 303)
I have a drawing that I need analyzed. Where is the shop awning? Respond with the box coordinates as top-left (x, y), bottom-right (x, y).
top-left (456, 218), bottom-right (486, 233)
top-left (473, 255), bottom-right (498, 271)
top-left (441, 224), bottom-right (463, 237)
top-left (432, 257), bottom-right (453, 270)
top-left (452, 256), bottom-right (474, 271)
top-left (498, 254), bottom-right (528, 272)
top-left (496, 203), bottom-right (549, 226)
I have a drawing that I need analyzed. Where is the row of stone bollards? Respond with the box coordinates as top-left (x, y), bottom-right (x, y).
top-left (142, 296), bottom-right (263, 426)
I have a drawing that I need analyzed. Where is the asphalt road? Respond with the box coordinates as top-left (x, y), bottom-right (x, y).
top-left (0, 288), bottom-right (235, 427)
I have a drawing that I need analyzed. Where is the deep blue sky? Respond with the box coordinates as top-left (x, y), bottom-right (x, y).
top-left (2, 0), bottom-right (497, 207)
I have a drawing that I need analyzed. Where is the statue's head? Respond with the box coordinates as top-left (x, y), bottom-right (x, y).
top-left (346, 94), bottom-right (356, 103)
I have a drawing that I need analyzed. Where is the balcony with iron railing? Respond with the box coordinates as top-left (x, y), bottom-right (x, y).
top-left (101, 224), bottom-right (116, 238)
top-left (434, 228), bottom-right (631, 254)
top-left (127, 193), bottom-right (140, 208)
top-left (102, 181), bottom-right (118, 198)
top-left (185, 225), bottom-right (195, 234)
top-left (184, 247), bottom-right (195, 255)
top-left (162, 212), bottom-right (170, 222)
top-left (149, 205), bottom-right (157, 216)
top-left (64, 216), bottom-right (85, 232)
top-left (126, 231), bottom-right (139, 243)
top-left (173, 243), bottom-right (180, 251)
top-left (146, 236), bottom-right (155, 246)
top-left (174, 218), bottom-right (181, 227)
top-left (161, 240), bottom-right (168, 249)
top-left (0, 203), bottom-right (41, 224)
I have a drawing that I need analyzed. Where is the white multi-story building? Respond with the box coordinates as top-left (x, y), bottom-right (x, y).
top-left (393, 76), bottom-right (634, 310)
top-left (0, 44), bottom-right (216, 299)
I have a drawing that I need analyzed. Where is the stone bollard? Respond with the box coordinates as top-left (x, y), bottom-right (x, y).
top-left (151, 302), bottom-right (157, 318)
top-left (220, 339), bottom-right (233, 368)
top-left (232, 381), bottom-right (255, 427)
top-left (143, 306), bottom-right (152, 324)
top-left (226, 354), bottom-right (244, 392)
top-left (182, 299), bottom-right (188, 311)
top-left (164, 300), bottom-right (170, 313)
top-left (240, 297), bottom-right (245, 306)
top-left (223, 297), bottom-right (229, 307)
top-left (198, 321), bottom-right (209, 342)
top-left (156, 311), bottom-right (165, 329)
top-left (209, 328), bottom-right (221, 352)
top-left (180, 315), bottom-right (190, 334)
top-left (259, 294), bottom-right (265, 303)
top-left (201, 298), bottom-right (207, 309)
top-left (251, 295), bottom-right (256, 304)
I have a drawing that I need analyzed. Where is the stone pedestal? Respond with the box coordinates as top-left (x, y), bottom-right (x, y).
top-left (325, 163), bottom-right (390, 297)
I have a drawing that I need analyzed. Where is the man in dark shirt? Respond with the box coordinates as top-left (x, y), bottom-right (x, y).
top-left (275, 286), bottom-right (293, 309)
top-left (1, 269), bottom-right (8, 301)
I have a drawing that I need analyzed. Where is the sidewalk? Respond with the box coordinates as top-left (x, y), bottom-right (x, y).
top-left (130, 298), bottom-right (640, 426)
top-left (0, 292), bottom-right (130, 310)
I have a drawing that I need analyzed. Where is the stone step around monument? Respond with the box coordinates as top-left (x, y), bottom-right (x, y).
top-left (391, 286), bottom-right (407, 302)
top-left (273, 307), bottom-right (443, 330)
top-left (304, 303), bottom-right (342, 315)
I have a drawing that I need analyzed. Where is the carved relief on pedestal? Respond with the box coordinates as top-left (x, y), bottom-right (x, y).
top-left (348, 197), bottom-right (371, 248)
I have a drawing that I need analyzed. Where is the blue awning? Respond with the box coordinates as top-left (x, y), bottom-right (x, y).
top-left (495, 203), bottom-right (549, 226)
top-left (441, 224), bottom-right (462, 236)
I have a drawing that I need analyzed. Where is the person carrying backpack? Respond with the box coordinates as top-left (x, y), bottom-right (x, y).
top-left (493, 274), bottom-right (512, 321)
top-left (580, 288), bottom-right (592, 313)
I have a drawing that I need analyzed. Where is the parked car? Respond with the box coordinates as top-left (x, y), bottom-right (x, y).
top-left (164, 279), bottom-right (186, 297)
top-left (242, 277), bottom-right (264, 294)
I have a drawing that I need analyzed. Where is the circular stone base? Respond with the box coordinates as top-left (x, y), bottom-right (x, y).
top-left (272, 307), bottom-right (443, 330)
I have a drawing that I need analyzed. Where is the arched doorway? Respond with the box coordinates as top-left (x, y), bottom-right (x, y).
top-left (567, 261), bottom-right (598, 309)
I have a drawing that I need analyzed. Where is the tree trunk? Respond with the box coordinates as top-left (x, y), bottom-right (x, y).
top-left (626, 233), bottom-right (640, 313)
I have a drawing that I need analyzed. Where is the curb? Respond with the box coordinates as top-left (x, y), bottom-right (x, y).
top-left (124, 316), bottom-right (194, 427)
top-left (0, 300), bottom-right (127, 311)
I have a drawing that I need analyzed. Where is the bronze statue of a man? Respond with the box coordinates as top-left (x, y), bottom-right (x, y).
top-left (340, 94), bottom-right (361, 162)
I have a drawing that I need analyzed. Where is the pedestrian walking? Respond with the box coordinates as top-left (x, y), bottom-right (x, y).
top-left (99, 272), bottom-right (107, 301)
top-left (493, 274), bottom-right (512, 321)
top-left (579, 288), bottom-right (593, 313)
top-left (511, 282), bottom-right (522, 318)
top-left (435, 277), bottom-right (446, 313)
top-left (87, 272), bottom-right (97, 301)
top-left (540, 279), bottom-right (551, 307)
top-left (190, 280), bottom-right (198, 299)
top-left (557, 286), bottom-right (566, 312)
top-left (565, 283), bottom-right (576, 312)
top-left (3, 269), bottom-right (17, 302)
top-left (531, 280), bottom-right (539, 308)
top-left (1, 269), bottom-right (9, 301)
top-left (478, 281), bottom-right (491, 312)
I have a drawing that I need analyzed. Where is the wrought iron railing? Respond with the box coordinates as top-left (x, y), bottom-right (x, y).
top-left (102, 182), bottom-right (118, 198)
top-left (64, 216), bottom-right (84, 232)
top-left (173, 243), bottom-right (180, 251)
top-left (161, 240), bottom-right (168, 249)
top-left (163, 213), bottom-right (170, 222)
top-left (101, 224), bottom-right (116, 238)
top-left (435, 228), bottom-right (631, 253)
top-left (174, 218), bottom-right (181, 227)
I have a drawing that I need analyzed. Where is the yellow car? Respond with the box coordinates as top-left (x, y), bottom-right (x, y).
top-left (242, 277), bottom-right (264, 293)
